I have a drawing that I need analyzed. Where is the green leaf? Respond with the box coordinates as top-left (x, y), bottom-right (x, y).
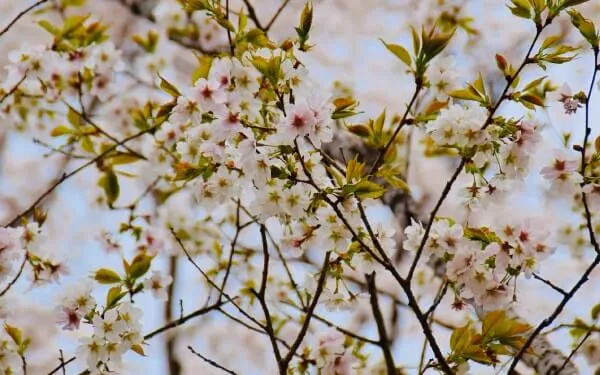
top-left (238, 8), bottom-right (248, 31)
top-left (158, 74), bottom-right (181, 97)
top-left (128, 253), bottom-right (153, 279)
top-left (38, 20), bottom-right (58, 35)
top-left (4, 323), bottom-right (22, 345)
top-left (131, 344), bottom-right (146, 356)
top-left (192, 54), bottom-right (214, 83)
top-left (346, 124), bottom-right (370, 137)
top-left (299, 1), bottom-right (313, 35)
top-left (567, 10), bottom-right (599, 48)
top-left (523, 76), bottom-right (547, 91)
top-left (383, 174), bottom-right (410, 193)
top-left (181, 0), bottom-right (210, 12)
top-left (591, 303), bottom-right (600, 320)
top-left (80, 136), bottom-right (94, 153)
top-left (106, 286), bottom-right (125, 309)
top-left (109, 153), bottom-right (144, 165)
top-left (519, 92), bottom-right (545, 107)
top-left (99, 170), bottom-right (120, 206)
top-left (67, 107), bottom-right (82, 128)
top-left (508, 0), bottom-right (531, 19)
top-left (94, 268), bottom-right (121, 284)
top-left (50, 125), bottom-right (73, 137)
top-left (351, 180), bottom-right (385, 199)
top-left (380, 39), bottom-right (412, 67)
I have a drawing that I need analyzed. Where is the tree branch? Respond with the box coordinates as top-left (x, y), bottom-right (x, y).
top-left (279, 251), bottom-right (331, 373)
top-left (366, 272), bottom-right (396, 374)
top-left (0, 0), bottom-right (49, 40)
top-left (188, 346), bottom-right (236, 374)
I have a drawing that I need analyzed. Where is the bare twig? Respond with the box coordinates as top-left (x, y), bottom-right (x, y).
top-left (0, 254), bottom-right (27, 297)
top-left (3, 125), bottom-right (157, 228)
top-left (264, 0), bottom-right (291, 31)
top-left (279, 252), bottom-right (331, 373)
top-left (0, 0), bottom-right (49, 40)
top-left (532, 273), bottom-right (568, 296)
top-left (188, 346), bottom-right (237, 374)
top-left (366, 272), bottom-right (396, 374)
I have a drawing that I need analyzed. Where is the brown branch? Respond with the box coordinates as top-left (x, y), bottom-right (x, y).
top-left (241, 0), bottom-right (264, 30)
top-left (368, 80), bottom-right (422, 176)
top-left (279, 251), bottom-right (331, 373)
top-left (188, 346), bottom-right (236, 374)
top-left (0, 75), bottom-right (27, 105)
top-left (145, 300), bottom-right (229, 340)
top-left (0, 0), bottom-right (49, 40)
top-left (0, 253), bottom-right (27, 297)
top-left (557, 330), bottom-right (593, 374)
top-left (407, 19), bottom-right (549, 283)
top-left (366, 272), bottom-right (396, 374)
top-left (3, 125), bottom-right (157, 228)
top-left (253, 224), bottom-right (283, 366)
top-left (169, 227), bottom-right (266, 330)
top-left (508, 44), bottom-right (600, 375)
top-left (165, 256), bottom-right (181, 375)
top-left (532, 273), bottom-right (568, 296)
top-left (66, 103), bottom-right (147, 160)
top-left (264, 0), bottom-right (291, 31)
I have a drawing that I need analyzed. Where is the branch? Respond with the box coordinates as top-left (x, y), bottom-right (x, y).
top-left (241, 0), bottom-right (264, 30)
top-left (264, 0), bottom-right (291, 31)
top-left (145, 300), bottom-right (228, 339)
top-left (170, 227), bottom-right (266, 330)
top-left (532, 273), bottom-right (568, 296)
top-left (3, 125), bottom-right (157, 228)
top-left (366, 272), bottom-right (396, 374)
top-left (188, 346), bottom-right (237, 374)
top-left (279, 251), bottom-right (331, 373)
top-left (0, 75), bottom-right (27, 105)
top-left (508, 46), bottom-right (600, 375)
top-left (165, 256), bottom-right (181, 375)
top-left (66, 103), bottom-right (146, 160)
top-left (368, 80), bottom-right (422, 176)
top-left (557, 330), bottom-right (593, 374)
top-left (0, 0), bottom-right (49, 40)
top-left (0, 253), bottom-right (27, 297)
top-left (252, 224), bottom-right (283, 366)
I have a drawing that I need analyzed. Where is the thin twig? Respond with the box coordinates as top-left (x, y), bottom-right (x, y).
top-left (0, 254), bottom-right (27, 297)
top-left (0, 75), bottom-right (27, 105)
top-left (165, 256), bottom-right (181, 375)
top-left (241, 0), bottom-right (264, 30)
top-left (556, 330), bottom-right (593, 374)
top-left (3, 125), bottom-right (157, 228)
top-left (188, 346), bottom-right (237, 374)
top-left (532, 273), bottom-right (568, 296)
top-left (0, 0), bottom-right (49, 40)
top-left (366, 272), bottom-right (396, 374)
top-left (279, 252), bottom-right (331, 373)
top-left (264, 0), bottom-right (291, 31)
top-left (253, 224), bottom-right (283, 366)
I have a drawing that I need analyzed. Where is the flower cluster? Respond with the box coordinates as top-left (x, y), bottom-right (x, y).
top-left (427, 103), bottom-right (489, 148)
top-left (405, 217), bottom-right (554, 310)
top-left (75, 302), bottom-right (144, 373)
